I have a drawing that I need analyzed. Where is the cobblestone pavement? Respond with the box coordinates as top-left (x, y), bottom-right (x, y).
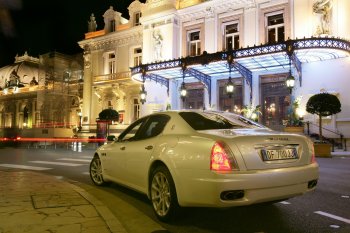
top-left (0, 170), bottom-right (127, 233)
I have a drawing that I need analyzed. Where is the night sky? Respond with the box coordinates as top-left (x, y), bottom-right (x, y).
top-left (0, 0), bottom-right (141, 67)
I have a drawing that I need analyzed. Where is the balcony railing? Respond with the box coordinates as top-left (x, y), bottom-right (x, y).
top-left (93, 71), bottom-right (131, 83)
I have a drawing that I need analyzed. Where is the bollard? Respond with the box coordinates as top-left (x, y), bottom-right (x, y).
top-left (344, 138), bottom-right (347, 151)
top-left (73, 141), bottom-right (77, 151)
top-left (78, 142), bottom-right (82, 152)
top-left (340, 134), bottom-right (343, 150)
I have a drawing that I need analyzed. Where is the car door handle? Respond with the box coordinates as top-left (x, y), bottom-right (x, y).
top-left (120, 146), bottom-right (126, 150)
top-left (145, 145), bottom-right (153, 150)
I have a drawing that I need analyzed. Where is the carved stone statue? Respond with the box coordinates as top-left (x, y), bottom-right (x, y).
top-left (7, 70), bottom-right (20, 87)
top-left (30, 77), bottom-right (38, 86)
top-left (313, 0), bottom-right (332, 35)
top-left (83, 51), bottom-right (91, 69)
top-left (153, 30), bottom-right (163, 61)
top-left (88, 13), bottom-right (97, 32)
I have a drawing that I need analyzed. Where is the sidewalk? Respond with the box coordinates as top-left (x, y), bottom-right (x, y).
top-left (0, 170), bottom-right (127, 233)
top-left (331, 150), bottom-right (350, 157)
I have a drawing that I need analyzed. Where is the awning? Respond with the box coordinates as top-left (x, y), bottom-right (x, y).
top-left (130, 37), bottom-right (350, 104)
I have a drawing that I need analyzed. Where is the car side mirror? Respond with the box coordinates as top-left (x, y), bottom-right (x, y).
top-left (107, 135), bottom-right (116, 142)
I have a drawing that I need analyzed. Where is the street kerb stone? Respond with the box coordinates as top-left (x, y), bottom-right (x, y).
top-left (69, 182), bottom-right (128, 233)
top-left (31, 192), bottom-right (89, 209)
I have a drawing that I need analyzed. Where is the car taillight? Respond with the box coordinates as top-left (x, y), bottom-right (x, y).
top-left (311, 144), bottom-right (316, 164)
top-left (210, 142), bottom-right (238, 171)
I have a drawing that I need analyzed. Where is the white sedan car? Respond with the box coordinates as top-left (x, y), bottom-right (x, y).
top-left (90, 110), bottom-right (319, 221)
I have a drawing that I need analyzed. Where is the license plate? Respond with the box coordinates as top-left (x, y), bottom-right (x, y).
top-left (261, 148), bottom-right (298, 161)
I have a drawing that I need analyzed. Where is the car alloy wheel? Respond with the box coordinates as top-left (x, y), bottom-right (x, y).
top-left (150, 166), bottom-right (178, 221)
top-left (90, 156), bottom-right (105, 186)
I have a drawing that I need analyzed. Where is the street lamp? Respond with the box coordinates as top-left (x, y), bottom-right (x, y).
top-left (286, 45), bottom-right (295, 94)
top-left (78, 112), bottom-right (82, 131)
top-left (139, 68), bottom-right (147, 104)
top-left (286, 74), bottom-right (295, 94)
top-left (286, 49), bottom-right (296, 126)
top-left (140, 84), bottom-right (147, 104)
top-left (180, 81), bottom-right (187, 101)
top-left (225, 53), bottom-right (235, 98)
top-left (226, 77), bottom-right (234, 97)
top-left (179, 61), bottom-right (187, 102)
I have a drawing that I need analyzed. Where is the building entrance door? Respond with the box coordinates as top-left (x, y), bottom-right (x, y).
top-left (261, 75), bottom-right (290, 131)
top-left (183, 82), bottom-right (204, 110)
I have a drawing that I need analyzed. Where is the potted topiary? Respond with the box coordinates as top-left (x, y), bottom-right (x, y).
top-left (306, 92), bottom-right (341, 157)
top-left (96, 109), bottom-right (119, 144)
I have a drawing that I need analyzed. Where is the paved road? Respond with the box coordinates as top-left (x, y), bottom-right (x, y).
top-left (0, 147), bottom-right (349, 233)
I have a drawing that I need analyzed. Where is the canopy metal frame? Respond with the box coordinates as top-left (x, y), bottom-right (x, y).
top-left (131, 37), bottom-right (350, 105)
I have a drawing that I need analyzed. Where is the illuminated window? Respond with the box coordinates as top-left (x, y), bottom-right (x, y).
top-left (110, 19), bottom-right (116, 32)
top-left (266, 13), bottom-right (284, 43)
top-left (134, 12), bottom-right (142, 26)
top-left (133, 48), bottom-right (142, 66)
top-left (183, 88), bottom-right (204, 110)
top-left (260, 77), bottom-right (290, 127)
top-left (188, 31), bottom-right (201, 56)
top-left (218, 79), bottom-right (243, 113)
top-left (133, 98), bottom-right (140, 122)
top-left (106, 52), bottom-right (116, 74)
top-left (224, 23), bottom-right (239, 50)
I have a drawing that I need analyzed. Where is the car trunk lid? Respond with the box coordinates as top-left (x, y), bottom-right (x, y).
top-left (197, 128), bottom-right (313, 170)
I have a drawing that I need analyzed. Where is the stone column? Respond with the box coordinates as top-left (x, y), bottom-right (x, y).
top-left (82, 49), bottom-right (93, 132)
top-left (15, 101), bottom-right (20, 128)
top-left (31, 100), bottom-right (36, 128)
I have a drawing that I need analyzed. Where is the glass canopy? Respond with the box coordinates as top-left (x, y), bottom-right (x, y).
top-left (131, 37), bottom-right (350, 103)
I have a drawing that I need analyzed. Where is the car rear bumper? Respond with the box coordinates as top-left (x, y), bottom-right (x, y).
top-left (175, 163), bottom-right (319, 207)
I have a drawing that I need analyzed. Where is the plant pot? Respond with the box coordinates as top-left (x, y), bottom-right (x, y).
top-left (314, 143), bottom-right (332, 158)
top-left (284, 126), bottom-right (304, 134)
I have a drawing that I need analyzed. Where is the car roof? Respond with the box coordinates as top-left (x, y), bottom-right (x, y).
top-left (146, 110), bottom-right (248, 135)
top-left (150, 110), bottom-right (265, 131)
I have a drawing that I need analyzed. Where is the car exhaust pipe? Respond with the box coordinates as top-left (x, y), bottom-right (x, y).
top-left (308, 179), bottom-right (318, 189)
top-left (220, 190), bottom-right (244, 201)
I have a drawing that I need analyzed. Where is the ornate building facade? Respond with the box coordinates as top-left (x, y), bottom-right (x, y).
top-left (78, 0), bottom-right (350, 140)
top-left (0, 52), bottom-right (83, 138)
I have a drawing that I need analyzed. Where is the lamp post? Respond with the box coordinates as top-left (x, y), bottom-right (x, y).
top-left (286, 74), bottom-right (295, 94)
top-left (286, 51), bottom-right (296, 126)
top-left (140, 84), bottom-right (147, 104)
top-left (180, 61), bottom-right (187, 102)
top-left (78, 112), bottom-right (82, 131)
top-left (180, 81), bottom-right (187, 101)
top-left (286, 56), bottom-right (295, 93)
top-left (226, 53), bottom-right (235, 98)
top-left (140, 68), bottom-right (147, 104)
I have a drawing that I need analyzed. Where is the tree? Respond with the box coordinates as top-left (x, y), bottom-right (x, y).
top-left (306, 92), bottom-right (341, 141)
top-left (98, 109), bottom-right (119, 137)
top-left (98, 109), bottom-right (119, 121)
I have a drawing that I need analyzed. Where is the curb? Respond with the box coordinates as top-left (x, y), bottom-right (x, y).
top-left (67, 181), bottom-right (128, 233)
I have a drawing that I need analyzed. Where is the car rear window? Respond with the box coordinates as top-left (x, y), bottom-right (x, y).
top-left (179, 112), bottom-right (244, 130)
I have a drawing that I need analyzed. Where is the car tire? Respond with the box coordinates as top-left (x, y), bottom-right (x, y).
top-left (90, 156), bottom-right (106, 186)
top-left (150, 165), bottom-right (179, 222)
